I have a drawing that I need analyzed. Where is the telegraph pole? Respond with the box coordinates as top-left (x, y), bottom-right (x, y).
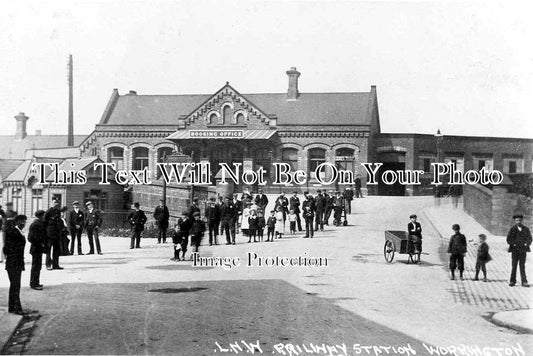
top-left (67, 54), bottom-right (74, 146)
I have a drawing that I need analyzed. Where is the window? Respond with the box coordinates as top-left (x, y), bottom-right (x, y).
top-left (157, 147), bottom-right (174, 178)
top-left (418, 155), bottom-right (436, 173)
top-left (474, 157), bottom-right (493, 171)
top-left (12, 188), bottom-right (22, 212)
top-left (445, 156), bottom-right (464, 172)
top-left (253, 148), bottom-right (271, 175)
top-left (223, 105), bottom-right (232, 125)
top-left (132, 147), bottom-right (149, 171)
top-left (108, 147), bottom-right (124, 171)
top-left (282, 148), bottom-right (299, 171)
top-left (235, 112), bottom-right (245, 125)
top-left (503, 158), bottom-right (523, 174)
top-left (31, 189), bottom-right (43, 212)
top-left (335, 148), bottom-right (355, 172)
top-left (309, 148), bottom-right (326, 178)
top-left (84, 190), bottom-right (108, 211)
top-left (209, 113), bottom-right (218, 125)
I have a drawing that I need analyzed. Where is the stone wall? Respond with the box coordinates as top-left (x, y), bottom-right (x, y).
top-left (464, 184), bottom-right (533, 235)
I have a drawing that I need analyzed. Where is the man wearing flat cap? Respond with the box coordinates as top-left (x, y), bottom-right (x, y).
top-left (84, 201), bottom-right (103, 255)
top-left (68, 201), bottom-right (85, 255)
top-left (127, 202), bottom-right (147, 249)
top-left (1, 202), bottom-right (17, 263)
top-left (507, 214), bottom-right (532, 287)
top-left (44, 199), bottom-right (63, 270)
top-left (28, 210), bottom-right (47, 290)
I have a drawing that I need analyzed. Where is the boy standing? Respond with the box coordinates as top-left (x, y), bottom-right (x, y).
top-left (266, 211), bottom-right (276, 242)
top-left (448, 224), bottom-right (467, 280)
top-left (127, 202), bottom-right (147, 249)
top-left (303, 206), bottom-right (315, 238)
top-left (474, 234), bottom-right (491, 282)
top-left (189, 212), bottom-right (205, 259)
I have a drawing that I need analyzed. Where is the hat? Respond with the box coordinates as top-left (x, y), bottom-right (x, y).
top-left (134, 202), bottom-right (140, 208)
top-left (316, 190), bottom-right (321, 193)
top-left (452, 224), bottom-right (460, 230)
top-left (409, 214), bottom-right (417, 219)
top-left (193, 211), bottom-right (200, 217)
top-left (72, 201), bottom-right (80, 205)
top-left (182, 211), bottom-right (189, 216)
top-left (513, 214), bottom-right (524, 220)
top-left (85, 201), bottom-right (93, 206)
top-left (6, 202), bottom-right (13, 206)
top-left (478, 234), bottom-right (487, 240)
top-left (34, 210), bottom-right (45, 218)
top-left (210, 197), bottom-right (216, 201)
top-left (61, 206), bottom-right (68, 212)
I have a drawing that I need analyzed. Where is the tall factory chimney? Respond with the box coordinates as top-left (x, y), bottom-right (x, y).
top-left (67, 54), bottom-right (74, 146)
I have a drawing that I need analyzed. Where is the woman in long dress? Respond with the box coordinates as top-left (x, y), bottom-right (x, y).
top-left (274, 206), bottom-right (285, 238)
top-left (241, 202), bottom-right (251, 239)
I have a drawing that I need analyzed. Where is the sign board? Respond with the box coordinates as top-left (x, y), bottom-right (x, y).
top-left (189, 130), bottom-right (244, 139)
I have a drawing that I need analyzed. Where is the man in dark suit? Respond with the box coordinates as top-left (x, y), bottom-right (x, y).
top-left (153, 199), bottom-right (170, 243)
top-left (323, 192), bottom-right (334, 225)
top-left (4, 214), bottom-right (27, 314)
top-left (44, 199), bottom-right (63, 270)
top-left (507, 214), bottom-right (532, 287)
top-left (1, 202), bottom-right (17, 263)
top-left (187, 198), bottom-right (201, 221)
top-left (220, 196), bottom-right (237, 245)
top-left (289, 191), bottom-right (302, 231)
top-left (85, 201), bottom-right (103, 254)
top-left (254, 189), bottom-right (269, 214)
top-left (68, 201), bottom-right (85, 255)
top-left (28, 210), bottom-right (46, 290)
top-left (344, 187), bottom-right (354, 214)
top-left (313, 190), bottom-right (325, 231)
top-left (127, 202), bottom-right (147, 249)
top-left (407, 214), bottom-right (423, 254)
top-left (205, 197), bottom-right (220, 246)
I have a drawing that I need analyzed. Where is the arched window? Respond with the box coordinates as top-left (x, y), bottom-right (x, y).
top-left (223, 105), bottom-right (232, 125)
top-left (132, 147), bottom-right (149, 170)
top-left (281, 148), bottom-right (299, 171)
top-left (107, 147), bottom-right (124, 170)
top-left (335, 148), bottom-right (355, 172)
top-left (157, 147), bottom-right (174, 179)
top-left (309, 148), bottom-right (326, 178)
top-left (235, 112), bottom-right (245, 125)
top-left (209, 112), bottom-right (219, 125)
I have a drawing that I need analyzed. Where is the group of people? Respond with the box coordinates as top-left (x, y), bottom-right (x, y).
top-left (409, 213), bottom-right (531, 286)
top-left (151, 188), bottom-right (357, 261)
top-left (0, 199), bottom-right (103, 314)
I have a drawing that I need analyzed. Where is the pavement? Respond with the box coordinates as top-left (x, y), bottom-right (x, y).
top-left (0, 195), bottom-right (531, 355)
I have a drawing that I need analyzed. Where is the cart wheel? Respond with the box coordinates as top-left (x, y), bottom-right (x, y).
top-left (409, 251), bottom-right (420, 264)
top-left (343, 220), bottom-right (348, 226)
top-left (384, 240), bottom-right (395, 263)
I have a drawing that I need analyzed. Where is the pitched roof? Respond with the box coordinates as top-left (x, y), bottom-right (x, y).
top-left (101, 91), bottom-right (373, 127)
top-left (0, 159), bottom-right (25, 181)
top-left (0, 135), bottom-right (87, 159)
top-left (4, 160), bottom-right (33, 182)
top-left (45, 157), bottom-right (101, 181)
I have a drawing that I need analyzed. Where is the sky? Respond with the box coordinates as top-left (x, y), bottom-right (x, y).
top-left (0, 1), bottom-right (532, 138)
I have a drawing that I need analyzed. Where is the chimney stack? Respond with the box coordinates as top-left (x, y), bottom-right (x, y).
top-left (286, 67), bottom-right (300, 100)
top-left (15, 112), bottom-right (29, 140)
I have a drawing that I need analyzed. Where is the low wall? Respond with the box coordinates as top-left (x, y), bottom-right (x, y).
top-left (464, 184), bottom-right (532, 235)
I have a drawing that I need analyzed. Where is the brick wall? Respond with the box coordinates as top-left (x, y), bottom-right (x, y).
top-left (464, 184), bottom-right (533, 235)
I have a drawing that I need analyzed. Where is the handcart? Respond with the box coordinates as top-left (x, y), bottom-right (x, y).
top-left (384, 230), bottom-right (420, 264)
top-left (333, 205), bottom-right (348, 226)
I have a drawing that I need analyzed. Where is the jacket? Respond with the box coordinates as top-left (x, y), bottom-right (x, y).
top-left (448, 233), bottom-right (467, 255)
top-left (4, 227), bottom-right (26, 271)
top-left (153, 205), bottom-right (170, 229)
top-left (289, 196), bottom-right (301, 214)
top-left (44, 206), bottom-right (62, 239)
top-left (68, 209), bottom-right (85, 231)
top-left (477, 242), bottom-right (492, 262)
top-left (507, 225), bottom-right (532, 253)
top-left (127, 210), bottom-right (147, 232)
top-left (85, 209), bottom-right (103, 230)
top-left (28, 219), bottom-right (47, 255)
top-left (407, 222), bottom-right (422, 239)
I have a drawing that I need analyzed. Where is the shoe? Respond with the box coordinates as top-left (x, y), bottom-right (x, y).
top-left (30, 285), bottom-right (43, 290)
top-left (47, 266), bottom-right (53, 271)
top-left (53, 266), bottom-right (64, 270)
top-left (209, 244), bottom-right (212, 246)
top-left (483, 278), bottom-right (487, 282)
top-left (97, 252), bottom-right (103, 255)
top-left (509, 282), bottom-right (516, 287)
top-left (78, 253), bottom-right (84, 255)
top-left (303, 236), bottom-right (308, 238)
top-left (9, 309), bottom-right (24, 315)
top-left (87, 252), bottom-right (94, 255)
top-left (522, 283), bottom-right (530, 288)
top-left (136, 246), bottom-right (141, 248)
top-left (130, 247), bottom-right (134, 249)
top-left (460, 276), bottom-right (464, 281)
top-left (157, 242), bottom-right (161, 244)
top-left (450, 276), bottom-right (455, 280)
top-left (473, 277), bottom-right (479, 281)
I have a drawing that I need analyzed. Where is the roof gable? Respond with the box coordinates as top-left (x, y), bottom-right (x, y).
top-left (180, 83), bottom-right (273, 129)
